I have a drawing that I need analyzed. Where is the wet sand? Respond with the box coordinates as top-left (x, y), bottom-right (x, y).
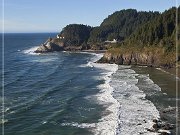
top-left (132, 66), bottom-right (180, 134)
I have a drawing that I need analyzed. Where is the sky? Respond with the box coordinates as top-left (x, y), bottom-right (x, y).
top-left (0, 0), bottom-right (178, 33)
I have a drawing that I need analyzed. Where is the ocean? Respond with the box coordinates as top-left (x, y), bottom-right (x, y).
top-left (1, 33), bottom-right (179, 135)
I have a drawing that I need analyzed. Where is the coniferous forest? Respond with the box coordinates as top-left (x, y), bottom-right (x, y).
top-left (58, 7), bottom-right (179, 51)
top-left (39, 6), bottom-right (179, 67)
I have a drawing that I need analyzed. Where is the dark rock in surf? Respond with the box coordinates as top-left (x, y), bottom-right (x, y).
top-left (153, 119), bottom-right (159, 123)
top-left (146, 128), bottom-right (155, 132)
top-left (162, 107), bottom-right (176, 113)
top-left (162, 123), bottom-right (175, 130)
top-left (153, 123), bottom-right (161, 130)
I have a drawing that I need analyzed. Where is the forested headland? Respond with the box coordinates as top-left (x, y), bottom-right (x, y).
top-left (35, 7), bottom-right (179, 68)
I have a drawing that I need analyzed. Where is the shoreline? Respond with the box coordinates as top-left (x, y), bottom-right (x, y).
top-left (92, 52), bottom-right (177, 134)
top-left (32, 41), bottom-right (177, 70)
top-left (26, 48), bottom-right (178, 134)
top-left (81, 50), bottom-right (107, 53)
top-left (132, 65), bottom-right (179, 134)
top-left (89, 53), bottom-right (167, 134)
top-left (156, 67), bottom-right (180, 78)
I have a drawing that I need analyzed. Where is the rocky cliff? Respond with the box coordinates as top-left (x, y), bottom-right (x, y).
top-left (34, 38), bottom-right (64, 53)
top-left (97, 48), bottom-right (176, 68)
top-left (34, 37), bottom-right (108, 53)
top-left (34, 42), bottom-right (64, 53)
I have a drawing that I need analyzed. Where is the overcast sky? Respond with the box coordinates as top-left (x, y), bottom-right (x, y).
top-left (0, 0), bottom-right (177, 33)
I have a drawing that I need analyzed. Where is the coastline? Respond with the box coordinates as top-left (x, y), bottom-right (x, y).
top-left (81, 50), bottom-right (107, 53)
top-left (5, 4), bottom-right (178, 134)
top-left (87, 53), bottom-right (169, 134)
top-left (156, 67), bottom-right (180, 78)
top-left (92, 52), bottom-right (178, 134)
top-left (27, 47), bottom-right (178, 134)
top-left (132, 65), bottom-right (179, 134)
top-left (61, 52), bottom-right (120, 135)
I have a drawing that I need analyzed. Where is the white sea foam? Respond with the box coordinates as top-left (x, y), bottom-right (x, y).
top-left (31, 58), bottom-right (58, 63)
top-left (138, 74), bottom-right (162, 93)
top-left (62, 60), bottom-right (120, 135)
top-left (156, 68), bottom-right (169, 74)
top-left (111, 66), bottom-right (160, 135)
top-left (82, 53), bottom-right (120, 135)
top-left (138, 66), bottom-right (148, 68)
top-left (23, 46), bottom-right (40, 55)
top-left (61, 122), bottom-right (96, 128)
top-left (79, 53), bottom-right (104, 68)
top-left (64, 53), bottom-right (120, 135)
top-left (62, 53), bottom-right (161, 135)
top-left (90, 56), bottom-right (160, 134)
top-left (0, 119), bottom-right (8, 124)
top-left (91, 63), bottom-right (120, 135)
top-left (42, 121), bottom-right (47, 124)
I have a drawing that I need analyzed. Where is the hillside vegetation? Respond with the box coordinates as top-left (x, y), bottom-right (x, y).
top-left (88, 9), bottom-right (159, 43)
top-left (43, 7), bottom-right (179, 67)
top-left (58, 24), bottom-right (92, 46)
top-left (58, 9), bottom-right (160, 46)
top-left (125, 7), bottom-right (178, 52)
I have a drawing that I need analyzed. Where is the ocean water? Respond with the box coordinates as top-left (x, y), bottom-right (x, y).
top-left (1, 33), bottom-right (178, 135)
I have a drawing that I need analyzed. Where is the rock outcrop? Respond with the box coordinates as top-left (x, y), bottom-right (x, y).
top-left (34, 42), bottom-right (64, 53)
top-left (146, 119), bottom-right (175, 135)
top-left (34, 38), bottom-right (64, 53)
top-left (97, 50), bottom-right (175, 68)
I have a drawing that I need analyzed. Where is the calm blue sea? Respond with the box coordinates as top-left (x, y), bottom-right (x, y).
top-left (1, 33), bottom-right (178, 135)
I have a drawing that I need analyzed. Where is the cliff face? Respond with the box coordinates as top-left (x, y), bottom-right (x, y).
top-left (34, 39), bottom-right (89, 53)
top-left (34, 39), bottom-right (64, 53)
top-left (98, 49), bottom-right (175, 68)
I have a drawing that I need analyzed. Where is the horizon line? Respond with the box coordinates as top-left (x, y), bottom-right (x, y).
top-left (0, 32), bottom-right (59, 34)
